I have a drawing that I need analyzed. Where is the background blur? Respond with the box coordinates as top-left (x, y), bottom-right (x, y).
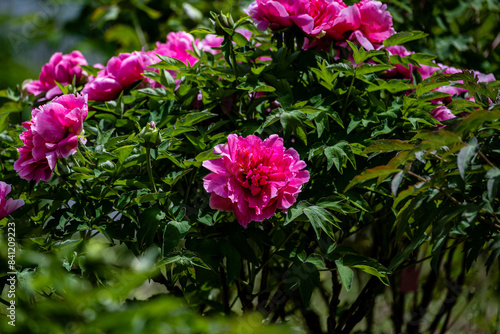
top-left (0, 0), bottom-right (498, 91)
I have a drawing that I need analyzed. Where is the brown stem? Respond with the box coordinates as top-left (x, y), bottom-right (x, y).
top-left (337, 277), bottom-right (380, 334)
top-left (478, 151), bottom-right (496, 168)
top-left (327, 266), bottom-right (342, 333)
top-left (427, 251), bottom-right (466, 334)
top-left (220, 264), bottom-right (230, 315)
top-left (406, 252), bottom-right (443, 334)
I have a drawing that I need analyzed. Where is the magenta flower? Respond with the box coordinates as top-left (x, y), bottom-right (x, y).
top-left (430, 105), bottom-right (455, 128)
top-left (309, 0), bottom-right (347, 37)
top-left (246, 0), bottom-right (314, 34)
top-left (149, 32), bottom-right (201, 66)
top-left (356, 0), bottom-right (395, 43)
top-left (14, 94), bottom-right (88, 182)
top-left (14, 121), bottom-right (53, 182)
top-left (200, 29), bottom-right (253, 54)
top-left (325, 5), bottom-right (361, 40)
top-left (0, 182), bottom-right (25, 219)
top-left (203, 134), bottom-right (310, 226)
top-left (25, 51), bottom-right (88, 100)
top-left (82, 51), bottom-right (154, 101)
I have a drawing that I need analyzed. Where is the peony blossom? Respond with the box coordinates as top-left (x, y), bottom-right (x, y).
top-left (356, 0), bottom-right (395, 43)
top-left (82, 51), bottom-right (154, 101)
top-left (203, 134), bottom-right (310, 226)
top-left (324, 5), bottom-right (361, 41)
top-left (200, 29), bottom-right (253, 54)
top-left (14, 121), bottom-right (53, 182)
top-left (14, 94), bottom-right (88, 182)
top-left (246, 0), bottom-right (314, 34)
top-left (148, 31), bottom-right (201, 66)
top-left (430, 105), bottom-right (455, 128)
top-left (25, 51), bottom-right (88, 100)
top-left (0, 182), bottom-right (25, 219)
top-left (307, 0), bottom-right (347, 37)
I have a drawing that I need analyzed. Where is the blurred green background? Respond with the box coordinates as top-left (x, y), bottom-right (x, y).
top-left (0, 0), bottom-right (498, 91)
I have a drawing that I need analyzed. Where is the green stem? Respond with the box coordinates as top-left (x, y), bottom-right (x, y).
top-left (146, 147), bottom-right (158, 193)
top-left (131, 10), bottom-right (148, 50)
top-left (254, 222), bottom-right (303, 275)
top-left (342, 67), bottom-right (357, 119)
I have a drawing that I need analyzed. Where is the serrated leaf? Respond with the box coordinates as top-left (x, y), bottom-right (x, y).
top-left (138, 207), bottom-right (166, 249)
top-left (486, 168), bottom-right (500, 202)
top-left (384, 31), bottom-right (429, 47)
top-left (457, 137), bottom-right (478, 179)
top-left (162, 220), bottom-right (191, 256)
top-left (335, 260), bottom-right (354, 291)
top-left (362, 140), bottom-right (414, 154)
top-left (345, 166), bottom-right (401, 192)
top-left (303, 205), bottom-right (340, 240)
top-left (416, 81), bottom-right (451, 96)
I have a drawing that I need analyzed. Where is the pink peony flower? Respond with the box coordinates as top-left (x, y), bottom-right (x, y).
top-left (14, 121), bottom-right (53, 182)
top-left (430, 105), bottom-right (455, 128)
top-left (384, 45), bottom-right (414, 78)
top-left (200, 29), bottom-right (253, 54)
top-left (356, 0), bottom-right (395, 43)
top-left (14, 94), bottom-right (88, 182)
top-left (325, 5), bottom-right (361, 41)
top-left (0, 182), bottom-right (25, 219)
top-left (149, 31), bottom-right (201, 66)
top-left (309, 0), bottom-right (347, 37)
top-left (246, 0), bottom-right (314, 34)
top-left (25, 51), bottom-right (88, 100)
top-left (82, 51), bottom-right (155, 101)
top-left (203, 134), bottom-right (310, 226)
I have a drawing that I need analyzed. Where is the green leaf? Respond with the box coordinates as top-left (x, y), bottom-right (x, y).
top-left (280, 110), bottom-right (308, 145)
top-left (335, 260), bottom-right (354, 291)
top-left (137, 88), bottom-right (175, 98)
top-left (175, 111), bottom-right (217, 127)
top-left (486, 168), bottom-right (500, 202)
top-left (232, 31), bottom-right (248, 47)
top-left (391, 171), bottom-right (405, 196)
top-left (455, 109), bottom-right (500, 137)
top-left (383, 31), bottom-right (429, 47)
top-left (416, 81), bottom-right (451, 96)
top-left (303, 205), bottom-right (340, 240)
top-left (80, 64), bottom-right (101, 77)
top-left (457, 137), bottom-right (478, 179)
top-left (345, 166), bottom-right (402, 192)
top-left (138, 207), bottom-right (166, 249)
top-left (152, 55), bottom-right (187, 70)
top-left (286, 262), bottom-right (320, 305)
top-left (362, 140), bottom-right (414, 154)
top-left (162, 221), bottom-right (191, 256)
top-left (356, 64), bottom-right (394, 76)
top-left (324, 141), bottom-right (356, 173)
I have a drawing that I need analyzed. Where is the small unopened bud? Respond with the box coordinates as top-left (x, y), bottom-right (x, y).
top-left (219, 14), bottom-right (230, 29)
top-left (139, 121), bottom-right (162, 148)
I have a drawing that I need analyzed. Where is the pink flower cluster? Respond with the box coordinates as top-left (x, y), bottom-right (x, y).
top-left (203, 134), bottom-right (310, 226)
top-left (148, 31), bottom-right (201, 66)
top-left (82, 51), bottom-right (155, 101)
top-left (247, 0), bottom-right (394, 49)
top-left (14, 94), bottom-right (88, 182)
top-left (25, 51), bottom-right (88, 100)
top-left (27, 31), bottom-right (229, 103)
top-left (384, 45), bottom-right (497, 125)
top-left (0, 182), bottom-right (24, 220)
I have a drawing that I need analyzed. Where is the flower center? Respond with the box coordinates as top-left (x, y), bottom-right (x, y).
top-left (239, 163), bottom-right (271, 196)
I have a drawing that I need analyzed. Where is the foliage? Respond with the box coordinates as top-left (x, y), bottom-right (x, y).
top-left (1, 1), bottom-right (500, 333)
